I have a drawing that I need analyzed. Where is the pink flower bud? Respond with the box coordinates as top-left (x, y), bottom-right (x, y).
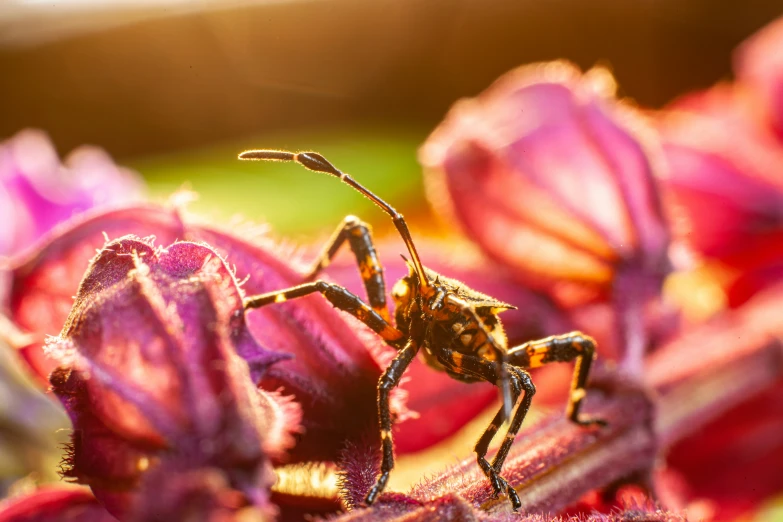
top-left (421, 61), bottom-right (669, 306)
top-left (420, 61), bottom-right (670, 375)
top-left (5, 205), bottom-right (188, 380)
top-left (46, 236), bottom-right (293, 519)
top-left (0, 129), bottom-right (144, 257)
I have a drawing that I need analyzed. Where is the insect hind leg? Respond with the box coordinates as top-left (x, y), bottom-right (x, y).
top-left (437, 348), bottom-right (526, 510)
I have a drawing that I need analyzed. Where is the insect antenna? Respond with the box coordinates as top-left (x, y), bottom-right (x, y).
top-left (239, 149), bottom-right (430, 288)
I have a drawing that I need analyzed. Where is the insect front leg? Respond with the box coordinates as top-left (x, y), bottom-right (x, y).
top-left (489, 368), bottom-right (535, 483)
top-left (244, 281), bottom-right (403, 343)
top-left (303, 215), bottom-right (391, 322)
top-left (509, 332), bottom-right (606, 427)
top-left (365, 340), bottom-right (419, 505)
top-left (437, 348), bottom-right (525, 510)
top-left (473, 367), bottom-right (531, 511)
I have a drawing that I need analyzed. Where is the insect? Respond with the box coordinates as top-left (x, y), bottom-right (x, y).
top-left (238, 149), bottom-right (606, 511)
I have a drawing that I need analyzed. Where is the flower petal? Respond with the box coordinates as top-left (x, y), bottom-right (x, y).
top-left (421, 61), bottom-right (669, 308)
top-left (6, 205), bottom-right (187, 380)
top-left (0, 487), bottom-right (116, 522)
top-left (0, 130), bottom-right (144, 258)
top-left (7, 204), bottom-right (402, 464)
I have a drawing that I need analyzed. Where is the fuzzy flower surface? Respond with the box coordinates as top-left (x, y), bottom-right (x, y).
top-left (44, 236), bottom-right (293, 520)
top-left (3, 204), bottom-right (398, 469)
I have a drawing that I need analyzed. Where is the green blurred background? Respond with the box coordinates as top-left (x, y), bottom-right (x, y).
top-left (1, 0), bottom-right (782, 240)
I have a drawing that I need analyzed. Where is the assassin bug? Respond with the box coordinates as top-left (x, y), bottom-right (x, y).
top-left (238, 149), bottom-right (606, 511)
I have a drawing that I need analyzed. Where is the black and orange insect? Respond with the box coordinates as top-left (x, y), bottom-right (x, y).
top-left (238, 149), bottom-right (605, 510)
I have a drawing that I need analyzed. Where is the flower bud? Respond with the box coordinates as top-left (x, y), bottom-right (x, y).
top-left (46, 236), bottom-right (294, 518)
top-left (421, 61), bottom-right (669, 307)
top-left (8, 205), bottom-right (402, 466)
top-left (420, 61), bottom-right (671, 374)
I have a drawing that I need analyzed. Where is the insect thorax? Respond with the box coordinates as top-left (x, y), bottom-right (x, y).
top-left (390, 266), bottom-right (512, 370)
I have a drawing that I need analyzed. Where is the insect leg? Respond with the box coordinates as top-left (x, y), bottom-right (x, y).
top-left (365, 340), bottom-right (419, 505)
top-left (244, 281), bottom-right (403, 343)
top-left (303, 216), bottom-right (391, 322)
top-left (490, 367), bottom-right (535, 480)
top-left (508, 332), bottom-right (606, 427)
top-left (437, 348), bottom-right (523, 510)
top-left (239, 150), bottom-right (430, 289)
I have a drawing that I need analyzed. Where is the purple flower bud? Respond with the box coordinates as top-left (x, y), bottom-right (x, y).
top-left (6, 205), bottom-right (188, 381)
top-left (420, 61), bottom-right (671, 376)
top-left (46, 236), bottom-right (294, 519)
top-left (420, 62), bottom-right (669, 305)
top-left (0, 129), bottom-right (144, 257)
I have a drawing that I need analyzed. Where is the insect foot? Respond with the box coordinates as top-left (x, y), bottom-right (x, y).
top-left (572, 416), bottom-right (609, 428)
top-left (478, 457), bottom-right (521, 511)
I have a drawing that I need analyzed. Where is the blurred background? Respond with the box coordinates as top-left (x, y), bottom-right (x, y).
top-left (1, 0), bottom-right (782, 240)
top-left (2, 0), bottom-right (783, 513)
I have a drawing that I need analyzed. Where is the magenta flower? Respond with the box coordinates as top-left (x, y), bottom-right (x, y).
top-left (657, 87), bottom-right (783, 306)
top-left (657, 17), bottom-right (783, 307)
top-left (420, 61), bottom-right (671, 375)
top-left (45, 236), bottom-right (292, 519)
top-left (4, 204), bottom-right (399, 470)
top-left (0, 129), bottom-right (143, 258)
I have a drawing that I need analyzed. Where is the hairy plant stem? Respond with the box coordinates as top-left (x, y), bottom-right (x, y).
top-left (337, 288), bottom-right (783, 519)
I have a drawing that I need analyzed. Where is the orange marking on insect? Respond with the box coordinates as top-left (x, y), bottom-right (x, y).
top-left (380, 326), bottom-right (403, 341)
top-left (375, 305), bottom-right (391, 323)
top-left (527, 347), bottom-right (548, 368)
top-left (478, 344), bottom-right (497, 361)
top-left (359, 257), bottom-right (376, 279)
